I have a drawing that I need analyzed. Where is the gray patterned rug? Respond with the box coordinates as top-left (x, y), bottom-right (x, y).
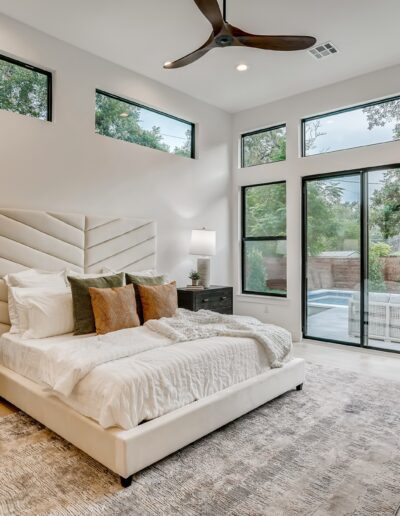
top-left (0, 362), bottom-right (399, 516)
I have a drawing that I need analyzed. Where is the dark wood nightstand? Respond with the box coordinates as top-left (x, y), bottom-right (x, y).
top-left (177, 286), bottom-right (233, 315)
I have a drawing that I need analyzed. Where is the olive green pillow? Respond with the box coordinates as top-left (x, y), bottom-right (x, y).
top-left (125, 273), bottom-right (165, 324)
top-left (68, 273), bottom-right (124, 335)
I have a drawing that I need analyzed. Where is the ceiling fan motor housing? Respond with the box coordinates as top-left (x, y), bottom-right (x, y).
top-left (215, 34), bottom-right (234, 47)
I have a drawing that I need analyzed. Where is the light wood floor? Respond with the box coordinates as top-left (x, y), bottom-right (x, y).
top-left (1, 339), bottom-right (399, 419)
top-left (292, 339), bottom-right (400, 382)
top-left (0, 397), bottom-right (17, 417)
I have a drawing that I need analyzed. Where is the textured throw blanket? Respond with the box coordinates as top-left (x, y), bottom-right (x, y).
top-left (146, 309), bottom-right (292, 369)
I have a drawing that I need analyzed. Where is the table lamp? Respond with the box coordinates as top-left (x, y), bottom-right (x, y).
top-left (190, 228), bottom-right (216, 288)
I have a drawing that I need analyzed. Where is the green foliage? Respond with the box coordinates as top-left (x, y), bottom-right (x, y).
top-left (370, 242), bottom-right (391, 257)
top-left (245, 247), bottom-right (267, 293)
top-left (243, 127), bottom-right (286, 167)
top-left (95, 93), bottom-right (170, 152)
top-left (0, 59), bottom-right (48, 120)
top-left (174, 128), bottom-right (192, 158)
top-left (369, 242), bottom-right (391, 292)
top-left (95, 92), bottom-right (192, 157)
top-left (306, 180), bottom-right (361, 256)
top-left (245, 183), bottom-right (286, 237)
top-left (189, 270), bottom-right (200, 281)
top-left (363, 99), bottom-right (400, 139)
top-left (370, 169), bottom-right (400, 240)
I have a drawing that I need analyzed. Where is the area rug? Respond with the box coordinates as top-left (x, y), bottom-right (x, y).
top-left (0, 362), bottom-right (399, 516)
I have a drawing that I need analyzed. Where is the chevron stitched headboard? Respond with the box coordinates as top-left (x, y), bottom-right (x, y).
top-left (0, 209), bottom-right (156, 335)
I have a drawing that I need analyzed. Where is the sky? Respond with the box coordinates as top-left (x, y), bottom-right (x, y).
top-left (320, 170), bottom-right (395, 204)
top-left (306, 105), bottom-right (399, 203)
top-left (306, 108), bottom-right (397, 157)
top-left (138, 107), bottom-right (190, 151)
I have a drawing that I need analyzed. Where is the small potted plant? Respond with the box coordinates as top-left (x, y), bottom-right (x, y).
top-left (189, 270), bottom-right (201, 287)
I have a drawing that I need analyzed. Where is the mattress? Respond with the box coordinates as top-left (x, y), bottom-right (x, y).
top-left (0, 328), bottom-right (271, 430)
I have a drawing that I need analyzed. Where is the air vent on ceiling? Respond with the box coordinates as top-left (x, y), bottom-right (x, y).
top-left (309, 42), bottom-right (339, 60)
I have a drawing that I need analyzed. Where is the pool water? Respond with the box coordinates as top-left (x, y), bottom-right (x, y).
top-left (308, 290), bottom-right (353, 307)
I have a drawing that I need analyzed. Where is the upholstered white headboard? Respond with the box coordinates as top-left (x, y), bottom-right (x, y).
top-left (0, 209), bottom-right (156, 334)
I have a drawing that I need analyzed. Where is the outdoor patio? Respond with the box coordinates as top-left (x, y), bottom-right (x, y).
top-left (307, 298), bottom-right (400, 352)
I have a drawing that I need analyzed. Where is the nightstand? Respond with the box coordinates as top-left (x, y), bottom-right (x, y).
top-left (177, 286), bottom-right (233, 315)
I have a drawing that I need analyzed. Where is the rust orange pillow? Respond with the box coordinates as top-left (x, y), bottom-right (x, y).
top-left (138, 281), bottom-right (178, 322)
top-left (89, 284), bottom-right (140, 334)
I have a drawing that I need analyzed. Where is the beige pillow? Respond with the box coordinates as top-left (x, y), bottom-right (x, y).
top-left (89, 284), bottom-right (140, 335)
top-left (138, 281), bottom-right (178, 322)
top-left (125, 273), bottom-right (165, 324)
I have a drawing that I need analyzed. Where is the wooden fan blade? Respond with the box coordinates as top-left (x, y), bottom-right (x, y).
top-left (237, 34), bottom-right (316, 51)
top-left (164, 34), bottom-right (215, 69)
top-left (229, 26), bottom-right (316, 51)
top-left (194, 0), bottom-right (224, 34)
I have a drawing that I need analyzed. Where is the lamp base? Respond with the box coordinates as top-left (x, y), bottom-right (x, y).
top-left (197, 257), bottom-right (211, 288)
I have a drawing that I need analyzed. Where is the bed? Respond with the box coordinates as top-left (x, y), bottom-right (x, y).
top-left (0, 208), bottom-right (305, 486)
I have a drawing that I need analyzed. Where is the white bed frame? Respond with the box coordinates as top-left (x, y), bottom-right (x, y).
top-left (0, 209), bottom-right (305, 486)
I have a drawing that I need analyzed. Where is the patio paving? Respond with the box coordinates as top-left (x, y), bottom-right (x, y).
top-left (308, 306), bottom-right (359, 343)
top-left (307, 305), bottom-right (400, 352)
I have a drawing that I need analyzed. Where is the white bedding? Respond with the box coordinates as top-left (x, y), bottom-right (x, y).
top-left (0, 327), bottom-right (274, 430)
top-left (0, 331), bottom-right (94, 382)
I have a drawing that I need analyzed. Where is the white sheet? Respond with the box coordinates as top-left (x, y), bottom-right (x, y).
top-left (0, 331), bottom-right (94, 382)
top-left (0, 328), bottom-right (273, 430)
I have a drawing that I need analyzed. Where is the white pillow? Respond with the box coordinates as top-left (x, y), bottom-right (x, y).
top-left (7, 286), bottom-right (70, 335)
top-left (4, 270), bottom-right (68, 333)
top-left (24, 289), bottom-right (74, 339)
top-left (4, 269), bottom-right (67, 288)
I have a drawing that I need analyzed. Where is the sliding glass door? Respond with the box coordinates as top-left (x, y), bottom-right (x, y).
top-left (303, 173), bottom-right (362, 345)
top-left (303, 165), bottom-right (400, 353)
top-left (367, 168), bottom-right (400, 351)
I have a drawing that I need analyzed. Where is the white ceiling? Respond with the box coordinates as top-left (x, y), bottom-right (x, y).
top-left (1, 0), bottom-right (400, 113)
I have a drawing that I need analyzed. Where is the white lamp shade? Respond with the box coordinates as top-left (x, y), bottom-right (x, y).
top-left (190, 229), bottom-right (216, 256)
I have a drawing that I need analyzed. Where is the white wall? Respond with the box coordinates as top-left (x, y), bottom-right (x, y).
top-left (3, 12), bottom-right (400, 339)
top-left (232, 63), bottom-right (400, 340)
top-left (0, 14), bottom-right (232, 286)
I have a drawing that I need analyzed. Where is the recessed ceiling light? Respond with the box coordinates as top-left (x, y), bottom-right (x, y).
top-left (120, 112), bottom-right (129, 118)
top-left (163, 61), bottom-right (172, 69)
top-left (236, 64), bottom-right (248, 72)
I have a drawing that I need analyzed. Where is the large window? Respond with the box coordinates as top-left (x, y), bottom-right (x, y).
top-left (303, 95), bottom-right (400, 156)
top-left (95, 90), bottom-right (194, 158)
top-left (0, 54), bottom-right (52, 121)
top-left (241, 124), bottom-right (286, 168)
top-left (242, 181), bottom-right (287, 296)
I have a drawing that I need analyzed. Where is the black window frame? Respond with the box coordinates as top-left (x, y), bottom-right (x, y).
top-left (241, 123), bottom-right (286, 168)
top-left (241, 180), bottom-right (287, 298)
top-left (301, 94), bottom-right (400, 157)
top-left (95, 89), bottom-right (195, 159)
top-left (0, 53), bottom-right (52, 122)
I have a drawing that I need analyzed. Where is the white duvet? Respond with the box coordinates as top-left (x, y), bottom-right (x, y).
top-left (0, 310), bottom-right (292, 430)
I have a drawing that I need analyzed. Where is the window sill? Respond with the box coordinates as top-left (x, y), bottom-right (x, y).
top-left (235, 293), bottom-right (290, 304)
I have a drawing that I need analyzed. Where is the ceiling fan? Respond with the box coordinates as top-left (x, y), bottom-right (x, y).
top-left (164, 0), bottom-right (316, 69)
